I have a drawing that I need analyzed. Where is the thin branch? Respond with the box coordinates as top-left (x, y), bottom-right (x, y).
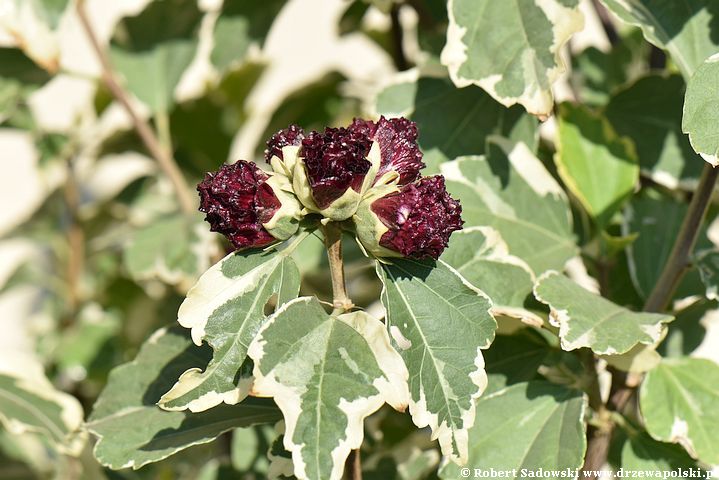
top-left (644, 163), bottom-right (719, 312)
top-left (343, 448), bottom-right (362, 480)
top-left (389, 3), bottom-right (409, 71)
top-left (322, 222), bottom-right (354, 313)
top-left (583, 163), bottom-right (719, 475)
top-left (75, 0), bottom-right (195, 215)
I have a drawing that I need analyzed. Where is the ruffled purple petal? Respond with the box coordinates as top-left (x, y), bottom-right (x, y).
top-left (197, 161), bottom-right (281, 250)
top-left (371, 176), bottom-right (462, 259)
top-left (265, 124), bottom-right (305, 163)
top-left (301, 127), bottom-right (372, 209)
top-left (349, 116), bottom-right (424, 185)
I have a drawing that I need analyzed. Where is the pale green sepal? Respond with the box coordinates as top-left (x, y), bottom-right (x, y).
top-left (262, 175), bottom-right (302, 241)
top-left (248, 297), bottom-right (409, 480)
top-left (292, 142), bottom-right (382, 221)
top-left (353, 183), bottom-right (402, 259)
top-left (159, 249), bottom-right (300, 412)
top-left (269, 145), bottom-right (301, 179)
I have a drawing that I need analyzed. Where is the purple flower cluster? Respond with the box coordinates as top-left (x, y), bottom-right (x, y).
top-left (197, 161), bottom-right (282, 249)
top-left (198, 116), bottom-right (462, 258)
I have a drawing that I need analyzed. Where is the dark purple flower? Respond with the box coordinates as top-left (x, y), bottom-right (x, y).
top-left (349, 116), bottom-right (424, 185)
top-left (265, 124), bottom-right (305, 163)
top-left (357, 176), bottom-right (462, 259)
top-left (300, 126), bottom-right (373, 209)
top-left (198, 161), bottom-right (282, 250)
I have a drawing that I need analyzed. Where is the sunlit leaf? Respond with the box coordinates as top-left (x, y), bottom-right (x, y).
top-left (682, 54), bottom-right (719, 166)
top-left (248, 297), bottom-right (409, 480)
top-left (441, 0), bottom-right (584, 116)
top-left (534, 271), bottom-right (673, 354)
top-left (556, 103), bottom-right (638, 226)
top-left (640, 357), bottom-right (719, 464)
top-left (439, 382), bottom-right (587, 478)
top-left (377, 257), bottom-right (496, 463)
top-left (159, 249), bottom-right (301, 413)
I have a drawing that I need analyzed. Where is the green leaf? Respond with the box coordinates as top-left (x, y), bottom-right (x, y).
top-left (441, 0), bottom-right (584, 116)
top-left (110, 0), bottom-right (203, 112)
top-left (682, 54), bottom-right (719, 166)
top-left (442, 138), bottom-right (577, 273)
top-left (124, 214), bottom-right (214, 288)
top-left (375, 75), bottom-right (538, 171)
top-left (0, 374), bottom-right (84, 456)
top-left (0, 48), bottom-right (52, 125)
top-left (377, 257), bottom-right (496, 463)
top-left (482, 331), bottom-right (552, 395)
top-left (605, 74), bottom-right (703, 187)
top-left (248, 297), bottom-right (409, 480)
top-left (599, 0), bottom-right (719, 79)
top-left (534, 271), bottom-right (674, 354)
top-left (616, 425), bottom-right (704, 472)
top-left (440, 227), bottom-right (540, 325)
top-left (439, 382), bottom-right (587, 478)
top-left (556, 103), bottom-right (638, 226)
top-left (88, 326), bottom-right (282, 470)
top-left (211, 0), bottom-right (285, 72)
top-left (159, 249), bottom-right (301, 413)
top-left (696, 250), bottom-right (719, 301)
top-left (640, 357), bottom-right (719, 464)
top-left (623, 190), bottom-right (711, 298)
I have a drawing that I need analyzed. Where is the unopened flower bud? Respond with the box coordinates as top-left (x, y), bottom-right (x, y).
top-left (349, 116), bottom-right (425, 186)
top-left (292, 126), bottom-right (381, 221)
top-left (198, 161), bottom-right (302, 250)
top-left (354, 176), bottom-right (463, 259)
top-left (265, 124), bottom-right (305, 177)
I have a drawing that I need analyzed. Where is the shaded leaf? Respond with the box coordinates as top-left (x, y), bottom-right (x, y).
top-left (600, 0), bottom-right (719, 79)
top-left (375, 75), bottom-right (538, 171)
top-left (442, 138), bottom-right (577, 273)
top-left (605, 74), bottom-right (702, 187)
top-left (88, 327), bottom-right (282, 470)
top-left (110, 0), bottom-right (203, 112)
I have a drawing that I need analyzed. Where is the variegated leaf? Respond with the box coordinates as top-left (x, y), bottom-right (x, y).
top-left (440, 227), bottom-right (541, 326)
top-left (377, 257), bottom-right (496, 463)
top-left (159, 249), bottom-right (300, 412)
top-left (0, 373), bottom-right (84, 456)
top-left (248, 297), bottom-right (409, 480)
top-left (442, 137), bottom-right (577, 274)
top-left (640, 357), bottom-right (719, 465)
top-left (441, 0), bottom-right (584, 116)
top-left (88, 327), bottom-right (282, 470)
top-left (534, 271), bottom-right (673, 355)
top-left (682, 54), bottom-right (719, 166)
top-left (600, 0), bottom-right (719, 80)
top-left (440, 382), bottom-right (587, 478)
